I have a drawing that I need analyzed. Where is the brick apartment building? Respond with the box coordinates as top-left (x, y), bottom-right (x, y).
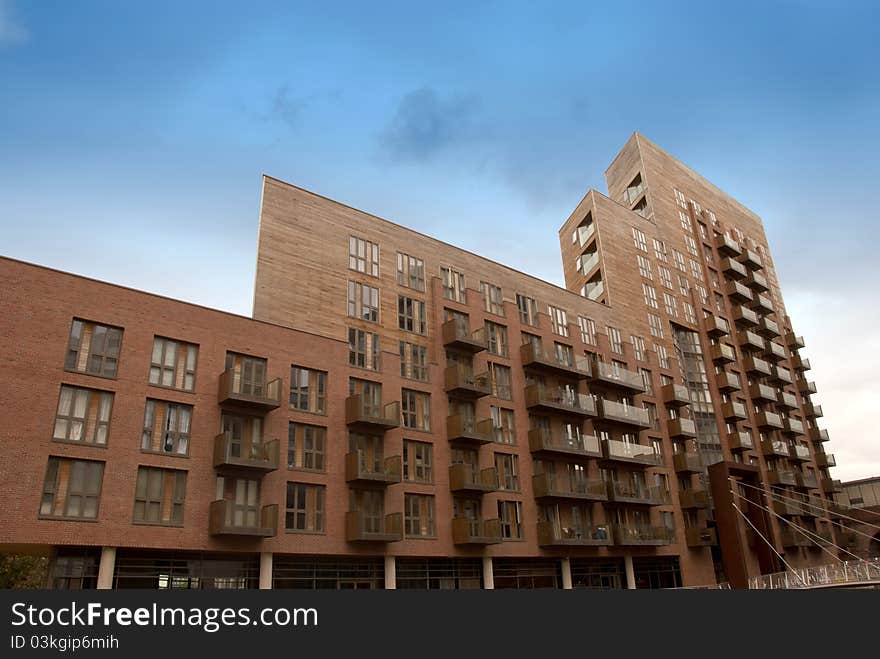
top-left (0, 133), bottom-right (844, 589)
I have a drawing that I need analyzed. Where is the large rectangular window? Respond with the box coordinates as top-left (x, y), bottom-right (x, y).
top-left (398, 295), bottom-right (427, 335)
top-left (285, 483), bottom-right (325, 533)
top-left (498, 500), bottom-right (523, 539)
top-left (347, 281), bottom-right (380, 323)
top-left (133, 467), bottom-right (186, 526)
top-left (53, 385), bottom-right (113, 446)
top-left (578, 316), bottom-right (596, 345)
top-left (287, 423), bottom-right (326, 472)
top-left (548, 306), bottom-right (568, 337)
top-left (489, 363), bottom-right (512, 400)
top-left (440, 266), bottom-right (466, 303)
top-left (481, 281), bottom-right (504, 316)
top-left (349, 235), bottom-right (379, 277)
top-left (516, 293), bottom-right (538, 327)
top-left (149, 337), bottom-right (198, 391)
top-left (225, 353), bottom-right (267, 397)
top-left (402, 389), bottom-right (431, 431)
top-left (485, 321), bottom-right (508, 357)
top-left (40, 458), bottom-right (104, 520)
top-left (490, 406), bottom-right (516, 444)
top-left (399, 341), bottom-right (428, 381)
top-left (141, 400), bottom-right (192, 456)
top-left (404, 440), bottom-right (433, 483)
top-left (404, 494), bottom-right (436, 538)
top-left (289, 366), bottom-right (328, 414)
top-left (65, 319), bottom-right (122, 378)
top-left (494, 453), bottom-right (520, 491)
top-left (348, 328), bottom-right (380, 371)
top-left (397, 252), bottom-right (425, 291)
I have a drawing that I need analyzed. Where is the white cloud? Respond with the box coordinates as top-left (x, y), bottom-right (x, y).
top-left (0, 0), bottom-right (28, 45)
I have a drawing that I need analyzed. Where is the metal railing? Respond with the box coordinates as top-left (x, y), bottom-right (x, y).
top-left (748, 558), bottom-right (880, 590)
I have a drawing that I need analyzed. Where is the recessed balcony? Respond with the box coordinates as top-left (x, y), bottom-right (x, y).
top-left (721, 257), bottom-right (748, 280)
top-left (606, 482), bottom-right (670, 506)
top-left (520, 343), bottom-right (591, 379)
top-left (441, 318), bottom-right (487, 353)
top-left (756, 411), bottom-right (785, 430)
top-left (727, 281), bottom-right (754, 304)
top-left (213, 433), bottom-right (280, 474)
top-left (218, 369), bottom-right (282, 411)
top-left (596, 399), bottom-right (651, 428)
top-left (345, 396), bottom-right (401, 430)
top-left (739, 248), bottom-right (763, 271)
top-left (717, 370), bottom-right (741, 392)
top-left (761, 438), bottom-right (790, 457)
top-left (537, 521), bottom-right (612, 547)
top-left (728, 430), bottom-right (754, 452)
top-left (668, 417), bottom-right (697, 438)
top-left (446, 415), bottom-right (495, 446)
top-left (715, 233), bottom-right (742, 257)
top-left (785, 333), bottom-right (806, 350)
top-left (451, 517), bottom-right (502, 545)
top-left (444, 364), bottom-right (492, 399)
top-left (722, 400), bottom-right (748, 421)
top-left (532, 473), bottom-right (608, 501)
top-left (612, 525), bottom-right (675, 546)
top-left (661, 383), bottom-right (691, 407)
top-left (209, 501), bottom-right (278, 537)
top-left (737, 329), bottom-right (766, 351)
top-left (673, 451), bottom-right (703, 473)
top-left (679, 489), bottom-right (710, 509)
top-left (527, 428), bottom-right (602, 458)
top-left (711, 343), bottom-right (737, 364)
top-left (525, 384), bottom-right (597, 417)
top-left (344, 453), bottom-right (402, 486)
top-left (744, 355), bottom-right (773, 376)
top-left (749, 382), bottom-right (777, 402)
top-left (705, 315), bottom-right (731, 337)
top-left (345, 511), bottom-right (403, 543)
top-left (601, 438), bottom-right (661, 466)
top-left (747, 271), bottom-right (769, 292)
top-left (686, 527), bottom-right (718, 547)
top-left (590, 360), bottom-right (646, 392)
top-left (449, 464), bottom-right (498, 494)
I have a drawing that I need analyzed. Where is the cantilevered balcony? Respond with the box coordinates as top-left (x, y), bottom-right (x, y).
top-left (441, 318), bottom-right (487, 353)
top-left (444, 364), bottom-right (492, 398)
top-left (777, 390), bottom-right (798, 410)
top-left (821, 478), bottom-right (842, 493)
top-left (744, 355), bottom-right (773, 377)
top-left (451, 517), bottom-right (502, 545)
top-left (601, 438), bottom-right (661, 466)
top-left (446, 415), bottom-right (494, 446)
top-left (780, 528), bottom-right (812, 548)
top-left (810, 428), bottom-right (830, 443)
top-left (537, 521), bottom-right (612, 547)
top-left (668, 417), bottom-right (697, 438)
top-left (711, 343), bottom-right (736, 364)
top-left (766, 469), bottom-right (798, 487)
top-left (727, 281), bottom-right (754, 304)
top-left (747, 271), bottom-right (769, 292)
top-left (661, 383), bottom-right (690, 407)
top-left (717, 371), bottom-right (741, 392)
top-left (345, 396), bottom-right (400, 430)
top-left (803, 402), bottom-right (822, 418)
top-left (449, 464), bottom-right (498, 494)
top-left (722, 400), bottom-right (748, 421)
top-left (790, 353), bottom-right (811, 371)
top-left (758, 317), bottom-right (781, 338)
top-left (519, 343), bottom-right (591, 379)
top-left (773, 366), bottom-right (794, 386)
top-left (749, 382), bottom-right (777, 402)
top-left (613, 525), bottom-right (675, 546)
top-left (590, 360), bottom-right (646, 392)
top-left (345, 511), bottom-right (403, 543)
top-left (765, 341), bottom-right (787, 362)
top-left (673, 451), bottom-right (703, 473)
top-left (596, 399), bottom-right (651, 428)
top-left (782, 417), bottom-right (805, 436)
top-left (527, 428), bottom-right (602, 459)
top-left (721, 257), bottom-right (748, 280)
top-left (751, 293), bottom-right (774, 315)
top-left (796, 471), bottom-right (819, 490)
top-left (218, 369), bottom-right (282, 411)
top-left (525, 384), bottom-right (596, 417)
top-left (756, 411), bottom-right (785, 430)
top-left (209, 501), bottom-right (278, 537)
top-left (213, 434), bottom-right (279, 474)
top-left (345, 453), bottom-right (402, 486)
top-left (715, 233), bottom-right (742, 257)
top-left (797, 379), bottom-right (817, 395)
top-left (686, 527), bottom-right (718, 548)
top-left (761, 438), bottom-right (790, 458)
top-left (606, 482), bottom-right (670, 506)
top-left (737, 329), bottom-right (765, 351)
top-left (679, 489), bottom-right (710, 509)
top-left (815, 453), bottom-right (836, 468)
top-left (785, 333), bottom-right (806, 350)
top-left (532, 473), bottom-right (608, 501)
top-left (728, 430), bottom-right (754, 452)
top-left (739, 248), bottom-right (763, 270)
top-left (789, 444), bottom-right (811, 461)
top-left (732, 307), bottom-right (760, 330)
top-left (772, 498), bottom-right (803, 517)
top-left (704, 315), bottom-right (731, 337)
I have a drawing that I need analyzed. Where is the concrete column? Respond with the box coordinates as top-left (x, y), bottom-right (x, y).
top-left (561, 557), bottom-right (573, 589)
top-left (624, 555), bottom-right (636, 590)
top-left (259, 552), bottom-right (273, 590)
top-left (384, 555), bottom-right (396, 590)
top-left (96, 547), bottom-right (116, 590)
top-left (482, 556), bottom-right (494, 590)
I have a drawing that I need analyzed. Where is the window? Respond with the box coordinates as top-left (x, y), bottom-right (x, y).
top-left (399, 341), bottom-right (428, 381)
top-left (495, 453), bottom-right (520, 491)
top-left (679, 210), bottom-right (693, 233)
top-left (441, 266), bottom-right (466, 303)
top-left (133, 467), bottom-right (186, 526)
top-left (648, 313), bottom-right (664, 339)
top-left (637, 254), bottom-right (653, 280)
top-left (631, 335), bottom-right (646, 362)
top-left (555, 342), bottom-right (574, 367)
top-left (289, 366), bottom-right (328, 414)
top-left (663, 293), bottom-right (678, 318)
top-left (631, 227), bottom-right (648, 252)
top-left (348, 281), bottom-right (380, 323)
top-left (402, 389), bottom-right (431, 431)
top-left (674, 188), bottom-right (687, 208)
top-left (40, 458), bottom-right (104, 520)
top-left (578, 316), bottom-right (596, 345)
top-left (485, 321), bottom-right (508, 357)
top-left (398, 295), bottom-right (427, 335)
top-left (349, 235), bottom-right (379, 277)
top-left (607, 326), bottom-right (623, 354)
top-left (65, 319), bottom-right (122, 378)
top-left (516, 294), bottom-right (539, 327)
top-left (656, 344), bottom-right (670, 369)
top-left (684, 234), bottom-right (698, 257)
top-left (490, 406), bottom-right (516, 444)
top-left (672, 249), bottom-right (686, 272)
top-left (640, 368), bottom-right (653, 395)
top-left (404, 440), bottom-right (433, 483)
top-left (683, 301), bottom-right (697, 324)
top-left (653, 238), bottom-right (668, 262)
top-left (53, 385), bottom-right (113, 446)
top-left (481, 282), bottom-right (504, 316)
top-left (689, 258), bottom-right (703, 282)
top-left (141, 400), bottom-right (192, 455)
top-left (658, 266), bottom-right (673, 290)
top-left (287, 423), bottom-right (326, 471)
top-left (404, 494), bottom-right (435, 537)
top-left (348, 328), bottom-right (380, 371)
top-left (696, 284), bottom-right (708, 306)
top-left (285, 483), bottom-right (325, 533)
top-left (548, 305), bottom-right (568, 337)
top-left (397, 252), bottom-right (425, 292)
top-left (150, 337), bottom-right (198, 391)
top-left (224, 353), bottom-right (267, 397)
top-left (489, 363), bottom-right (512, 400)
top-left (498, 501), bottom-right (523, 539)
top-left (642, 283), bottom-right (659, 309)
top-left (215, 476), bottom-right (261, 529)
top-left (678, 275), bottom-right (690, 297)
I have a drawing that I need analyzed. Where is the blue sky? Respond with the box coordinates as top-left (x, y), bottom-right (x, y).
top-left (1, 1), bottom-right (878, 480)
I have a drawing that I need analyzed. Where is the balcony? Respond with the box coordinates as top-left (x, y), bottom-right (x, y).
top-left (519, 343), bottom-right (591, 379)
top-left (711, 343), bottom-right (737, 364)
top-left (345, 453), bottom-right (402, 486)
top-left (727, 281), bottom-right (754, 304)
top-left (744, 356), bottom-right (773, 377)
top-left (797, 472), bottom-right (819, 490)
top-left (721, 257), bottom-right (748, 280)
top-left (732, 306), bottom-right (760, 329)
top-left (773, 499), bottom-right (804, 516)
top-left (715, 233), bottom-right (742, 257)
top-left (444, 364), bottom-right (492, 399)
top-left (773, 366), bottom-right (794, 386)
top-left (449, 464), bottom-right (498, 494)
top-left (758, 317), bottom-right (781, 338)
top-left (785, 333), bottom-right (806, 350)
top-left (728, 431), bottom-right (754, 452)
top-left (577, 250), bottom-right (601, 276)
top-left (583, 278), bottom-right (605, 301)
top-left (613, 525), bottom-right (675, 546)
top-left (815, 453), bottom-right (836, 468)
top-left (751, 294), bottom-right (774, 315)
top-left (673, 451), bottom-right (703, 473)
top-left (739, 248), bottom-right (763, 270)
top-left (668, 417), bottom-right (697, 438)
top-left (756, 411), bottom-right (785, 430)
top-left (662, 383), bottom-right (691, 407)
top-left (538, 521), bottom-right (613, 547)
top-left (525, 384), bottom-right (597, 417)
top-left (761, 438), bottom-right (790, 457)
top-left (748, 271), bottom-right (769, 292)
top-left (596, 399), bottom-right (651, 428)
top-left (686, 527), bottom-right (718, 547)
top-left (590, 360), bottom-right (646, 392)
top-left (717, 370), bottom-right (741, 392)
top-left (777, 390), bottom-right (798, 410)
top-left (780, 528), bottom-right (812, 548)
top-left (527, 428), bottom-right (602, 458)
top-left (217, 369), bottom-right (282, 411)
top-left (737, 329), bottom-right (766, 351)
top-left (821, 478), bottom-right (842, 493)
top-left (783, 417), bottom-right (805, 436)
top-left (749, 382), bottom-right (777, 402)
top-left (451, 517), bottom-right (502, 545)
top-left (601, 438), bottom-right (661, 466)
top-left (797, 379), bottom-right (817, 395)
top-left (345, 396), bottom-right (401, 430)
top-left (446, 414), bottom-right (494, 446)
top-left (766, 469), bottom-right (798, 487)
top-left (803, 402), bottom-right (822, 418)
top-left (810, 428), bottom-right (830, 443)
top-left (441, 318), bottom-right (487, 353)
top-left (765, 341), bottom-right (787, 362)
top-left (209, 501), bottom-right (278, 537)
top-left (345, 511), bottom-right (403, 543)
top-left (722, 400), bottom-right (748, 421)
top-left (789, 444), bottom-right (811, 461)
top-left (679, 489), bottom-right (710, 509)
top-left (213, 433), bottom-right (279, 474)
top-left (606, 482), bottom-right (670, 506)
top-left (532, 473), bottom-right (608, 501)
top-left (791, 354), bottom-right (811, 371)
top-left (705, 315), bottom-right (731, 337)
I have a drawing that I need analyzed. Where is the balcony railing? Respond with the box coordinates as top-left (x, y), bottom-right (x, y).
top-left (444, 364), bottom-right (492, 398)
top-left (661, 383), bottom-right (691, 406)
top-left (673, 451), bottom-right (703, 473)
top-left (779, 528), bottom-right (813, 548)
top-left (525, 384), bottom-right (596, 417)
top-left (537, 521), bottom-right (612, 547)
top-left (519, 343), bottom-right (591, 379)
top-left (748, 558), bottom-right (880, 590)
top-left (532, 473), bottom-right (608, 501)
top-left (718, 370), bottom-right (741, 391)
top-left (721, 257), bottom-right (747, 280)
top-left (577, 250), bottom-right (601, 276)
top-left (766, 341), bottom-right (787, 361)
top-left (601, 438), bottom-right (661, 465)
top-left (441, 318), bottom-right (487, 353)
top-left (821, 478), bottom-right (842, 493)
top-left (785, 333), bottom-right (806, 350)
top-left (737, 329), bottom-right (765, 350)
top-left (758, 317), bottom-right (781, 338)
top-left (596, 399), bottom-right (651, 428)
top-left (773, 366), bottom-right (794, 385)
top-left (783, 417), bottom-right (805, 436)
top-left (584, 279), bottom-right (605, 301)
top-left (679, 489), bottom-right (710, 509)
top-left (344, 453), bottom-right (402, 485)
top-left (613, 525), bottom-right (675, 546)
top-left (761, 438), bottom-right (790, 457)
top-left (574, 222), bottom-right (595, 247)
top-left (790, 444), bottom-right (811, 461)
top-left (727, 282), bottom-right (754, 304)
top-left (797, 379), bottom-right (817, 395)
top-left (767, 469), bottom-right (798, 487)
top-left (446, 414), bottom-right (495, 445)
top-left (715, 233), bottom-right (741, 256)
top-left (752, 293), bottom-right (774, 314)
top-left (527, 428), bottom-right (602, 458)
top-left (449, 464), bottom-right (498, 493)
top-left (797, 472), bottom-right (819, 490)
top-left (744, 356), bottom-right (773, 376)
top-left (345, 511), bottom-right (403, 543)
top-left (772, 498), bottom-right (804, 516)
top-left (803, 402), bottom-right (822, 418)
top-left (686, 527), bottom-right (718, 547)
top-left (728, 431), bottom-right (754, 452)
top-left (777, 390), bottom-right (798, 410)
top-left (345, 396), bottom-right (401, 429)
top-left (218, 369), bottom-right (282, 411)
top-left (209, 500), bottom-right (278, 537)
top-left (213, 433), bottom-right (279, 474)
top-left (749, 382), bottom-right (776, 401)
top-left (606, 482), bottom-right (670, 505)
top-left (810, 428), bottom-right (830, 443)
top-left (705, 315), bottom-right (731, 337)
top-left (590, 360), bottom-right (646, 392)
top-left (816, 453), bottom-right (836, 468)
top-left (739, 248), bottom-right (763, 270)
top-left (711, 343), bottom-right (736, 363)
top-left (756, 410), bottom-right (784, 429)
top-left (748, 271), bottom-right (769, 291)
top-left (722, 400), bottom-right (748, 421)
top-left (451, 517), bottom-right (502, 545)
top-left (668, 417), bottom-right (697, 438)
